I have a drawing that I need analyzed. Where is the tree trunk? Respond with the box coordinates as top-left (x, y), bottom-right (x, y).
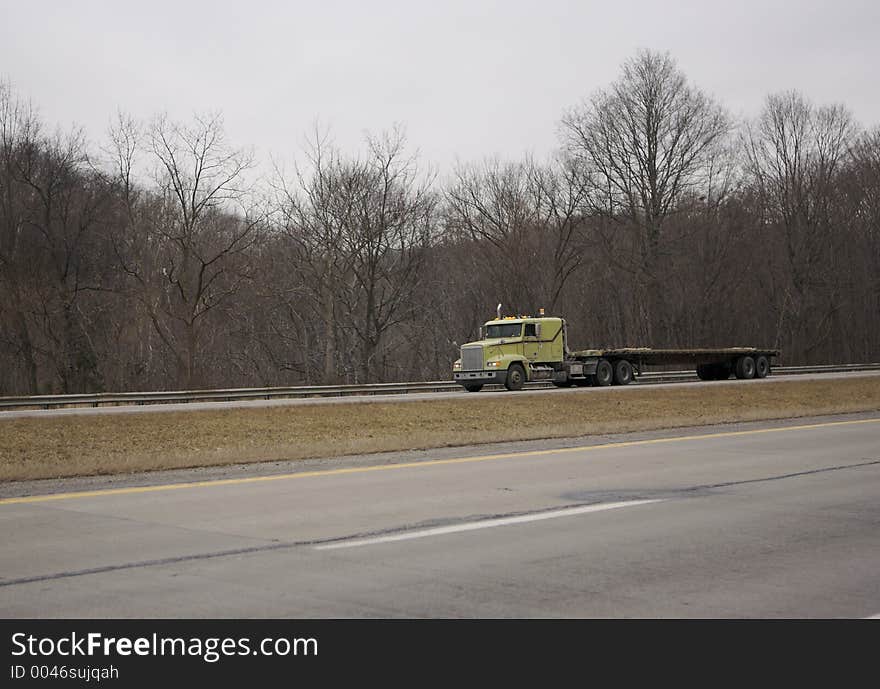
top-left (10, 286), bottom-right (40, 393)
top-left (61, 300), bottom-right (103, 393)
top-left (185, 322), bottom-right (197, 389)
top-left (322, 288), bottom-right (336, 384)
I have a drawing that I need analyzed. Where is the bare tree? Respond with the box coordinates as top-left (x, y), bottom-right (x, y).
top-left (560, 50), bottom-right (731, 340)
top-left (744, 91), bottom-right (857, 359)
top-left (0, 81), bottom-right (42, 392)
top-left (341, 129), bottom-right (437, 382)
top-left (277, 128), bottom-right (436, 383)
top-left (848, 127), bottom-right (880, 301)
top-left (1, 81), bottom-right (118, 393)
top-left (111, 113), bottom-right (263, 388)
top-left (274, 131), bottom-right (359, 384)
top-left (446, 158), bottom-right (538, 311)
top-left (445, 155), bottom-right (589, 314)
top-left (562, 50), bottom-right (730, 262)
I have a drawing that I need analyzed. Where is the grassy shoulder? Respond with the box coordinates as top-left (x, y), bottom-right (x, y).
top-left (2, 376), bottom-right (879, 482)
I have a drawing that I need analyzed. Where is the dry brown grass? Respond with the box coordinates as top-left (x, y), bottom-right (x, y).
top-left (1, 376), bottom-right (879, 482)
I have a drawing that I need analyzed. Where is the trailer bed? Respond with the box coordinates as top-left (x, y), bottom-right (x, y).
top-left (570, 347), bottom-right (780, 367)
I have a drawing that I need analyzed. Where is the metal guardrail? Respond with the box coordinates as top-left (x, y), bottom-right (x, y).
top-left (0, 363), bottom-right (878, 411)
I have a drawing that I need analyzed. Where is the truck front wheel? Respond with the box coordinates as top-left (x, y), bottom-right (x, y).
top-left (463, 383), bottom-right (483, 392)
top-left (613, 359), bottom-right (634, 385)
top-left (504, 363), bottom-right (526, 391)
top-left (594, 358), bottom-right (613, 387)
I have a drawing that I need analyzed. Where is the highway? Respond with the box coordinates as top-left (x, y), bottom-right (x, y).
top-left (2, 369), bottom-right (878, 419)
top-left (1, 412), bottom-right (879, 617)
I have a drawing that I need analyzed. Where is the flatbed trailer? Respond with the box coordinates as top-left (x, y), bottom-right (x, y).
top-left (452, 311), bottom-right (780, 391)
top-left (567, 347), bottom-right (781, 386)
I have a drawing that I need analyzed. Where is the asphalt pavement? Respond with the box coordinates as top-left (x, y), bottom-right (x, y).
top-left (1, 412), bottom-right (878, 617)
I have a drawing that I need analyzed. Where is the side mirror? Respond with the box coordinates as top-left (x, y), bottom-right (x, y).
top-left (478, 326), bottom-right (484, 339)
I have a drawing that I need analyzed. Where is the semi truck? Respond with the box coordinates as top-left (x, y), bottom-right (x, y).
top-left (452, 307), bottom-right (779, 392)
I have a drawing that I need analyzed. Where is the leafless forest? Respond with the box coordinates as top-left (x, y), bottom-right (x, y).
top-left (1, 50), bottom-right (878, 394)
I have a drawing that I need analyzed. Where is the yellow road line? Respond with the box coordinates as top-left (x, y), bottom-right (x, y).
top-left (2, 417), bottom-right (878, 506)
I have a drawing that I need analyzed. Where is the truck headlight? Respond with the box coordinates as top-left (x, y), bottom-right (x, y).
top-left (486, 361), bottom-right (501, 368)
top-left (453, 360), bottom-right (461, 370)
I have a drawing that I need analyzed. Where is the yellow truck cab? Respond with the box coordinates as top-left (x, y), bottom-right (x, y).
top-left (452, 313), bottom-right (568, 391)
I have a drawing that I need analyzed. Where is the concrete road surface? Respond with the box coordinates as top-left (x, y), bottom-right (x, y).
top-left (1, 412), bottom-right (879, 618)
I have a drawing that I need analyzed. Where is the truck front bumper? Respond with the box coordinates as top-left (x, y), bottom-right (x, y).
top-left (454, 370), bottom-right (506, 385)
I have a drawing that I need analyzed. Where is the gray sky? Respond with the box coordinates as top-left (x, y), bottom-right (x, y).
top-left (2, 0), bottom-right (879, 173)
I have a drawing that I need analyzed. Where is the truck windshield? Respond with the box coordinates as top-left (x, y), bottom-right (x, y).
top-left (485, 323), bottom-right (522, 339)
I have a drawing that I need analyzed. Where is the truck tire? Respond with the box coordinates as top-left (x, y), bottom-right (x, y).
top-left (594, 358), bottom-right (613, 387)
top-left (504, 363), bottom-right (526, 391)
top-left (553, 380), bottom-right (574, 388)
top-left (735, 356), bottom-right (756, 380)
top-left (463, 383), bottom-right (483, 392)
top-left (613, 359), bottom-right (634, 385)
top-left (696, 364), bottom-right (712, 381)
top-left (755, 355), bottom-right (770, 378)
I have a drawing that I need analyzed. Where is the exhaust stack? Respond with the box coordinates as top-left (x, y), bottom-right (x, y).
top-left (496, 303), bottom-right (502, 319)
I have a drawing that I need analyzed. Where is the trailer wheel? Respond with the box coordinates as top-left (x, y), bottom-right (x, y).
top-left (755, 355), bottom-right (770, 379)
top-left (594, 358), bottom-right (613, 387)
top-left (613, 359), bottom-right (634, 385)
top-left (696, 364), bottom-right (712, 381)
top-left (504, 363), bottom-right (526, 391)
top-left (463, 383), bottom-right (483, 392)
top-left (735, 356), bottom-right (756, 380)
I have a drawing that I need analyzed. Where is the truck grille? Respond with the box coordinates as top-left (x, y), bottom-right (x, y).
top-left (461, 346), bottom-right (483, 371)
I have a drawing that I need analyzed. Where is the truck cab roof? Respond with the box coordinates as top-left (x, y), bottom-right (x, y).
top-left (483, 316), bottom-right (563, 326)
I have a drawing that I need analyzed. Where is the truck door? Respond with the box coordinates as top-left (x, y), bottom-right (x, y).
top-left (534, 320), bottom-right (564, 363)
top-left (523, 323), bottom-right (539, 361)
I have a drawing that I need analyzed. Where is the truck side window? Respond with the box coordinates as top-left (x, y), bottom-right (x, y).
top-left (524, 324), bottom-right (536, 338)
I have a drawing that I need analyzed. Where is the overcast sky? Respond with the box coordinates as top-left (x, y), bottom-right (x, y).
top-left (2, 0), bottom-right (879, 174)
